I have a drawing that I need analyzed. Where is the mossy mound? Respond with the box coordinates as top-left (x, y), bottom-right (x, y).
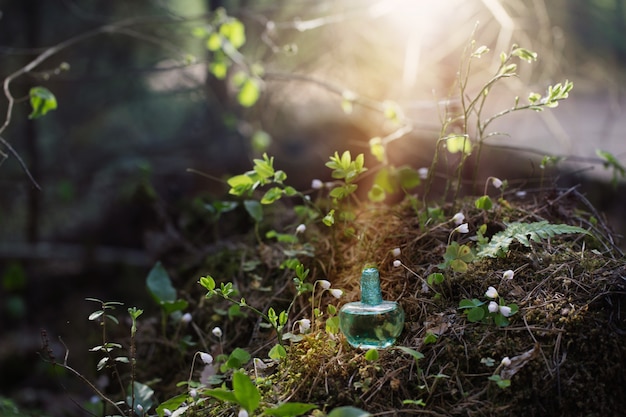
top-left (160, 186), bottom-right (626, 417)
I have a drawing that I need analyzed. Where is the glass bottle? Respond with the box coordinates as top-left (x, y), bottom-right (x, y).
top-left (339, 266), bottom-right (404, 349)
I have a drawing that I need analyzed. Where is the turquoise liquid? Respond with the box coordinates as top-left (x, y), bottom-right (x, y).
top-left (339, 301), bottom-right (404, 349)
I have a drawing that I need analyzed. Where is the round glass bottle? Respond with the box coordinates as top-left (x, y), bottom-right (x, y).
top-left (339, 266), bottom-right (404, 349)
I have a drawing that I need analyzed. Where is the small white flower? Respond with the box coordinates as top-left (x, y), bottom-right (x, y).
top-left (296, 223), bottom-right (306, 234)
top-left (393, 259), bottom-right (402, 268)
top-left (485, 286), bottom-right (498, 299)
top-left (212, 327), bottom-right (223, 338)
top-left (454, 223), bottom-right (469, 234)
top-left (311, 179), bottom-right (323, 189)
top-left (189, 388), bottom-right (197, 398)
top-left (181, 313), bottom-right (192, 323)
top-left (501, 356), bottom-right (511, 367)
top-left (392, 247), bottom-right (401, 257)
top-left (418, 167), bottom-right (428, 179)
top-left (318, 279), bottom-right (331, 290)
top-left (137, 404), bottom-right (144, 412)
top-left (503, 269), bottom-right (514, 280)
top-left (491, 177), bottom-right (503, 189)
top-left (298, 318), bottom-right (311, 333)
top-left (238, 409), bottom-right (249, 417)
top-left (329, 288), bottom-right (343, 299)
top-left (499, 305), bottom-right (512, 317)
top-left (164, 409), bottom-right (172, 416)
top-left (199, 352), bottom-right (213, 364)
top-left (515, 190), bottom-right (527, 198)
top-left (452, 212), bottom-right (465, 225)
top-left (488, 301), bottom-right (499, 313)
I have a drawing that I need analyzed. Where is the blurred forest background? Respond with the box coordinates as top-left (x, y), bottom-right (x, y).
top-left (1, 0), bottom-right (626, 414)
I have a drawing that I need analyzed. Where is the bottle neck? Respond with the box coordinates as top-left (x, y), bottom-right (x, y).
top-left (360, 267), bottom-right (383, 305)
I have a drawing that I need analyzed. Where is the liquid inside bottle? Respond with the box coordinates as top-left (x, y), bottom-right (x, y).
top-left (339, 267), bottom-right (404, 349)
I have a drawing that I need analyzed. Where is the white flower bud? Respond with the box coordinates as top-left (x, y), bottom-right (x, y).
top-left (238, 410), bottom-right (249, 417)
top-left (329, 288), bottom-right (343, 299)
top-left (492, 177), bottom-right (503, 189)
top-left (393, 260), bottom-right (402, 268)
top-left (296, 223), bottom-right (306, 234)
top-left (181, 312), bottom-right (192, 323)
top-left (164, 409), bottom-right (172, 416)
top-left (212, 327), bottom-right (223, 338)
top-left (418, 167), bottom-right (428, 179)
top-left (392, 247), bottom-right (401, 257)
top-left (199, 352), bottom-right (213, 364)
top-left (499, 305), bottom-right (512, 317)
top-left (137, 404), bottom-right (144, 412)
top-left (311, 179), bottom-right (323, 189)
top-left (455, 223), bottom-right (469, 234)
top-left (189, 388), bottom-right (197, 398)
top-left (503, 269), bottom-right (514, 280)
top-left (485, 286), bottom-right (498, 299)
top-left (318, 280), bottom-right (331, 290)
top-left (515, 190), bottom-right (527, 198)
top-left (298, 318), bottom-right (311, 333)
top-left (501, 356), bottom-right (511, 367)
top-left (452, 212), bottom-right (465, 225)
top-left (488, 301), bottom-right (499, 313)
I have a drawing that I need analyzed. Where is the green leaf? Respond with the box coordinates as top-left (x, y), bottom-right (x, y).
top-left (396, 166), bottom-right (421, 189)
top-left (89, 310), bottom-right (104, 321)
top-left (369, 137), bottom-right (384, 162)
top-left (221, 348), bottom-right (251, 372)
top-left (156, 394), bottom-right (188, 417)
top-left (426, 273), bottom-right (444, 286)
top-left (127, 381), bottom-right (154, 415)
top-left (233, 371), bottom-right (260, 413)
top-left (268, 344), bottom-right (287, 360)
top-left (364, 349), bottom-right (379, 361)
top-left (161, 299), bottom-right (188, 315)
top-left (423, 332), bottom-right (438, 345)
top-left (395, 346), bottom-right (425, 364)
top-left (328, 406), bottom-right (371, 417)
top-left (458, 298), bottom-right (484, 309)
top-left (206, 32), bottom-right (222, 51)
top-left (261, 187), bottom-right (284, 204)
top-left (596, 149), bottom-right (626, 186)
top-left (210, 60), bottom-right (228, 79)
top-left (511, 47), bottom-right (537, 63)
top-left (475, 195), bottom-right (493, 210)
top-left (488, 375), bottom-right (511, 389)
top-left (325, 315), bottom-right (340, 334)
top-left (322, 209), bottom-right (335, 227)
top-left (445, 134), bottom-right (472, 154)
top-left (146, 262), bottom-right (176, 304)
top-left (205, 387), bottom-right (237, 403)
top-left (467, 307), bottom-right (485, 322)
top-left (265, 402), bottom-right (317, 417)
top-left (472, 45), bottom-right (490, 57)
top-left (238, 77), bottom-right (260, 107)
top-left (29, 87), bottom-right (57, 119)
top-left (199, 275), bottom-right (216, 291)
top-left (450, 259), bottom-right (468, 273)
top-left (493, 313), bottom-right (509, 327)
top-left (227, 174), bottom-right (254, 195)
top-left (253, 154), bottom-right (275, 179)
top-left (251, 130), bottom-right (272, 152)
top-left (244, 200), bottom-right (263, 222)
top-left (220, 19), bottom-right (246, 49)
top-left (367, 184), bottom-right (386, 203)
